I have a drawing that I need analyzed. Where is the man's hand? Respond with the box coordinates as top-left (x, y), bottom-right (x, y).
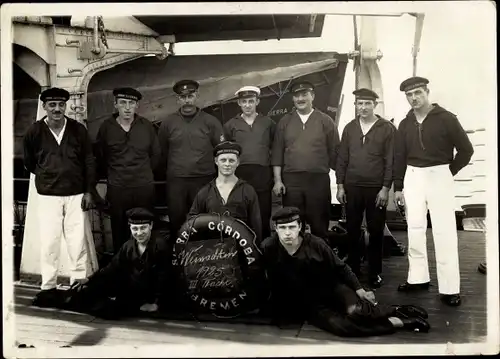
top-left (91, 190), bottom-right (108, 210)
top-left (375, 187), bottom-right (389, 208)
top-left (81, 192), bottom-right (94, 211)
top-left (273, 181), bottom-right (286, 196)
top-left (356, 288), bottom-right (377, 305)
top-left (336, 187), bottom-right (347, 204)
top-left (394, 191), bottom-right (405, 208)
top-left (140, 303), bottom-right (159, 312)
top-left (71, 278), bottom-right (89, 289)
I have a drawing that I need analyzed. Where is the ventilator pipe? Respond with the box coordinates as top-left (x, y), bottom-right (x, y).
top-left (92, 16), bottom-right (101, 55)
top-left (411, 14), bottom-right (425, 76)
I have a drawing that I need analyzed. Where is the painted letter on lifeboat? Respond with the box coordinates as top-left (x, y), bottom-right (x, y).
top-left (172, 213), bottom-right (269, 318)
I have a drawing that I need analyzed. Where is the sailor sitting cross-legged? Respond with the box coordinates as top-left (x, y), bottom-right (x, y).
top-left (188, 141), bottom-right (263, 244)
top-left (68, 208), bottom-right (170, 320)
top-left (259, 206), bottom-right (431, 337)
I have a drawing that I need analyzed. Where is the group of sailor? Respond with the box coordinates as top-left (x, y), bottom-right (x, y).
top-left (23, 75), bottom-right (474, 337)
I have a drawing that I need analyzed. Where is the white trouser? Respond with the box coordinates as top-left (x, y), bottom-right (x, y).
top-left (38, 193), bottom-right (88, 290)
top-left (403, 164), bottom-right (460, 295)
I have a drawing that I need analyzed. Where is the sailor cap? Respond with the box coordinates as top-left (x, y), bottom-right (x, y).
top-left (290, 80), bottom-right (315, 93)
top-left (40, 88), bottom-right (70, 103)
top-left (399, 76), bottom-right (430, 92)
top-left (127, 207), bottom-right (155, 224)
top-left (113, 87), bottom-right (143, 101)
top-left (235, 86), bottom-right (261, 98)
top-left (353, 88), bottom-right (379, 101)
top-left (272, 206), bottom-right (302, 225)
top-left (173, 79), bottom-right (200, 95)
top-left (213, 141), bottom-right (242, 158)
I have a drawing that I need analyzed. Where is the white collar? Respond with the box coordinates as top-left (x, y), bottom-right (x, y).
top-left (45, 117), bottom-right (67, 145)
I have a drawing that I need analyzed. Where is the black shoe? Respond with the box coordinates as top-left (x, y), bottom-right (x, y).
top-left (397, 282), bottom-right (430, 292)
top-left (393, 304), bottom-right (429, 319)
top-left (401, 317), bottom-right (431, 333)
top-left (32, 288), bottom-right (60, 307)
top-left (478, 262), bottom-right (486, 275)
top-left (370, 275), bottom-right (384, 289)
top-left (440, 294), bottom-right (461, 306)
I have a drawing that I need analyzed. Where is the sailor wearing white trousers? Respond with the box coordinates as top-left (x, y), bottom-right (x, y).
top-left (393, 77), bottom-right (474, 307)
top-left (23, 88), bottom-right (97, 295)
top-left (37, 193), bottom-right (88, 290)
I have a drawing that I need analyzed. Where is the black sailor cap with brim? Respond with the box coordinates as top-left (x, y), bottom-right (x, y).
top-left (173, 79), bottom-right (200, 95)
top-left (289, 80), bottom-right (315, 94)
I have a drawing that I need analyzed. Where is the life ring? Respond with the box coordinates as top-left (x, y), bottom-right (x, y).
top-left (172, 213), bottom-right (268, 318)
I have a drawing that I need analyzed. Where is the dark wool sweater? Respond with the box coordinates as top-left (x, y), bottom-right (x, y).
top-left (393, 104), bottom-right (474, 191)
top-left (23, 116), bottom-right (96, 196)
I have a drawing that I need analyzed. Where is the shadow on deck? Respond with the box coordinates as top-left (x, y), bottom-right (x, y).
top-left (11, 229), bottom-right (487, 347)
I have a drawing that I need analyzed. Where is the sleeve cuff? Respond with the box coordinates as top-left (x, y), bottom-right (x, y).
top-left (353, 282), bottom-right (363, 291)
top-left (394, 181), bottom-right (403, 192)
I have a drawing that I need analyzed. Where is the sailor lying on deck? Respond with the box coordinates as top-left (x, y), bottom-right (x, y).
top-left (188, 141), bottom-right (263, 245)
top-left (259, 206), bottom-right (431, 337)
top-left (65, 208), bottom-right (170, 320)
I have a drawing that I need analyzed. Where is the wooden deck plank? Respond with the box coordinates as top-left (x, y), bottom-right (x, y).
top-left (10, 229), bottom-right (488, 348)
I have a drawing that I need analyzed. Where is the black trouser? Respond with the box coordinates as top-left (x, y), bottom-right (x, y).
top-left (167, 174), bottom-right (215, 240)
top-left (236, 164), bottom-right (273, 239)
top-left (344, 185), bottom-right (386, 277)
top-left (107, 184), bottom-right (155, 253)
top-left (67, 274), bottom-right (149, 320)
top-left (308, 284), bottom-right (395, 337)
top-left (282, 172), bottom-right (331, 239)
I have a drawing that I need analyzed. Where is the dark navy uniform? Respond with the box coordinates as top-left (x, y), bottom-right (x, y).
top-left (336, 88), bottom-right (395, 279)
top-left (271, 81), bottom-right (340, 239)
top-left (189, 141), bottom-right (262, 243)
top-left (260, 207), bottom-right (430, 337)
top-left (66, 208), bottom-right (170, 320)
top-left (94, 88), bottom-right (161, 252)
top-left (158, 80), bottom-right (224, 239)
top-left (223, 87), bottom-right (275, 239)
